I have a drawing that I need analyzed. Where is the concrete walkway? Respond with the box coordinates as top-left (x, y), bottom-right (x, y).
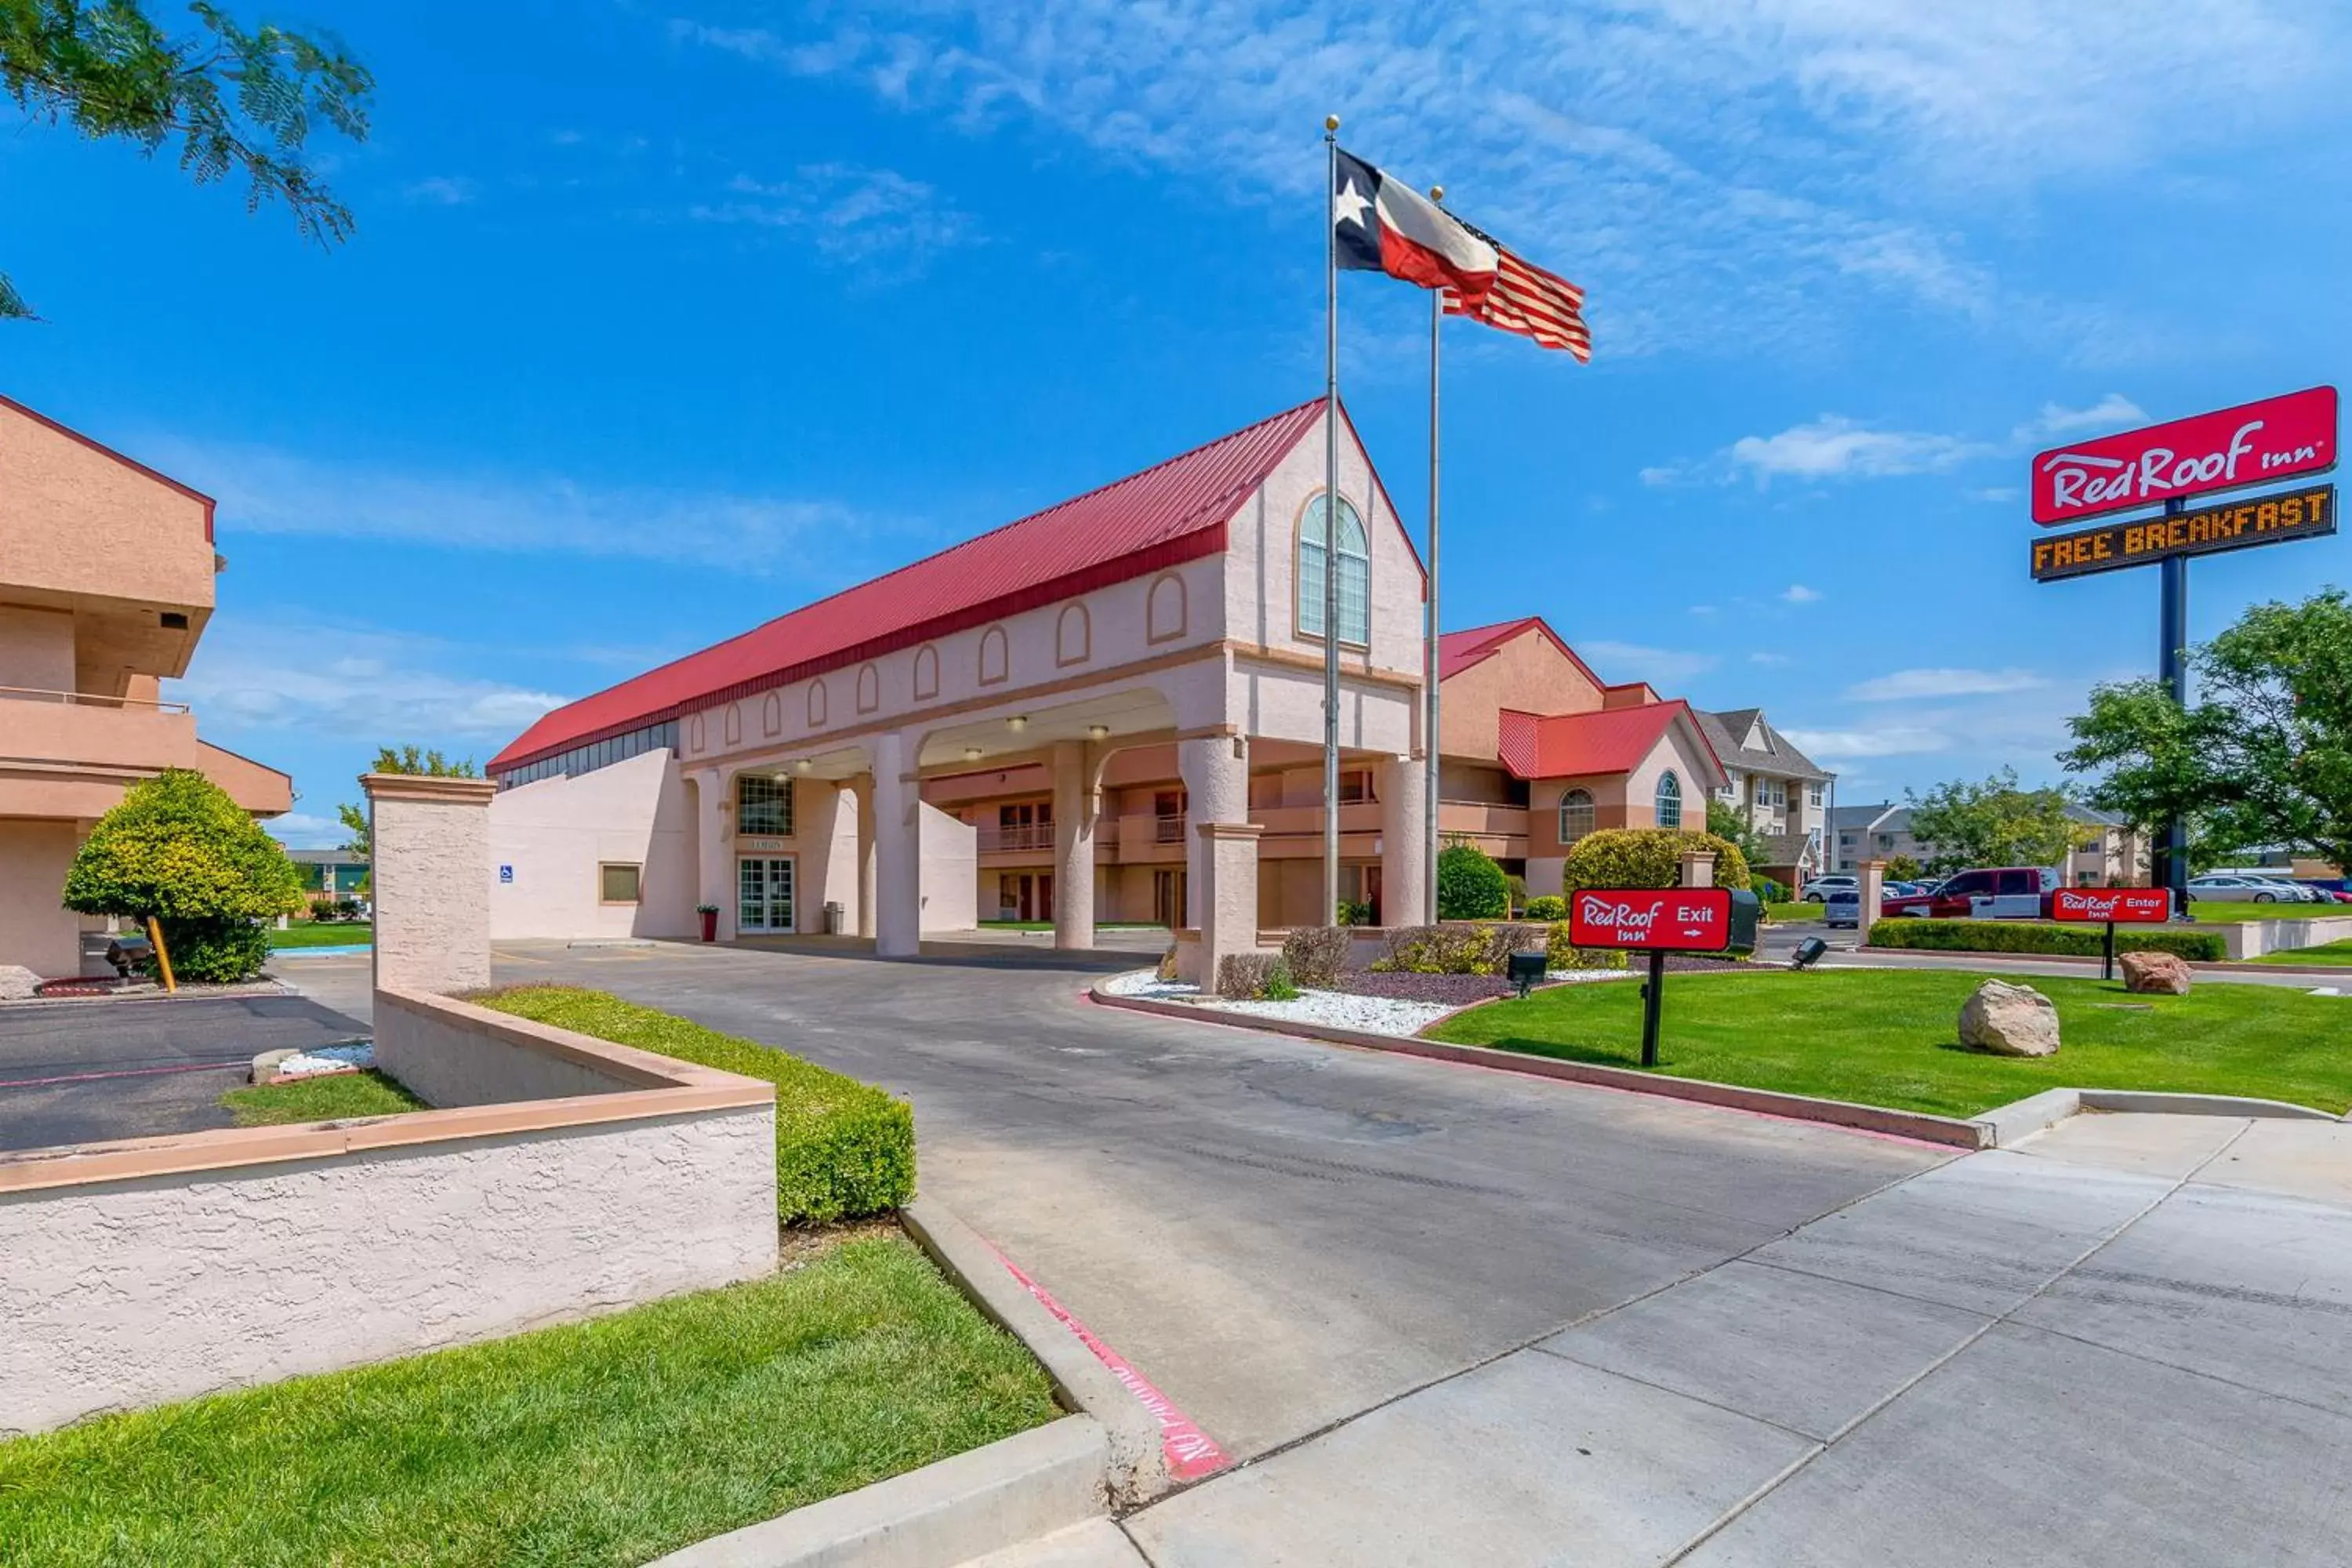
top-left (1064, 1112), bottom-right (2352, 1566)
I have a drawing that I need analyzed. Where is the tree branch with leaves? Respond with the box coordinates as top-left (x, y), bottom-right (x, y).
top-left (0, 0), bottom-right (372, 318)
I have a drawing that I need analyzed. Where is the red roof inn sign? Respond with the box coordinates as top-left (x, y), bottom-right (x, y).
top-left (2032, 387), bottom-right (2336, 525)
top-left (2027, 389), bottom-right (2339, 584)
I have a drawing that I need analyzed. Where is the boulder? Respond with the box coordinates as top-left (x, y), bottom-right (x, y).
top-left (2120, 950), bottom-right (2193, 996)
top-left (0, 964), bottom-right (40, 1002)
top-left (1958, 978), bottom-right (2060, 1057)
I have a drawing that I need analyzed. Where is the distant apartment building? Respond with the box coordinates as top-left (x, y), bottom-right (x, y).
top-left (0, 394), bottom-right (292, 978)
top-left (289, 848), bottom-right (369, 901)
top-left (1830, 801), bottom-right (2148, 886)
top-left (1694, 708), bottom-right (1831, 886)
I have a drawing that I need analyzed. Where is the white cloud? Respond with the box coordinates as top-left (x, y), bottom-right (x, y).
top-left (402, 176), bottom-right (480, 205)
top-left (132, 434), bottom-right (886, 573)
top-left (265, 812), bottom-right (350, 851)
top-left (1970, 485), bottom-right (2021, 503)
top-left (1729, 416), bottom-right (1984, 482)
top-left (1846, 667), bottom-right (2047, 701)
top-left (2013, 394), bottom-right (2146, 443)
top-left (1780, 583), bottom-right (1822, 604)
top-left (1749, 652), bottom-right (1791, 666)
top-left (1782, 724), bottom-right (1953, 760)
top-left (672, 2), bottom-right (2348, 357)
top-left (690, 164), bottom-right (979, 274)
top-left (1579, 640), bottom-right (1719, 686)
top-left (169, 621), bottom-right (568, 744)
top-left (1688, 603), bottom-right (1718, 616)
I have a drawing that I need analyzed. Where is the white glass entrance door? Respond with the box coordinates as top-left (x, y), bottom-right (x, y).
top-left (737, 856), bottom-right (795, 935)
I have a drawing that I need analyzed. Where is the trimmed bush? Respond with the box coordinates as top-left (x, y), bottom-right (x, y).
top-left (1216, 952), bottom-right (1280, 1000)
top-left (477, 986), bottom-right (915, 1224)
top-left (1155, 945), bottom-right (1181, 982)
top-left (1282, 925), bottom-right (1352, 989)
top-left (1866, 920), bottom-right (2227, 964)
top-left (62, 768), bottom-right (303, 983)
top-left (1436, 841), bottom-right (1511, 920)
top-left (1261, 960), bottom-right (1301, 1001)
top-left (1373, 922), bottom-right (1547, 975)
top-left (1754, 876), bottom-right (1788, 904)
top-left (1563, 829), bottom-right (1752, 894)
top-left (1524, 895), bottom-right (1567, 921)
top-left (1334, 899), bottom-right (1372, 927)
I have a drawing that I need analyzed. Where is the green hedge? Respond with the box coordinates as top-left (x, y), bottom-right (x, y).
top-left (1866, 920), bottom-right (2227, 963)
top-left (480, 986), bottom-right (915, 1224)
top-left (1563, 828), bottom-right (1752, 893)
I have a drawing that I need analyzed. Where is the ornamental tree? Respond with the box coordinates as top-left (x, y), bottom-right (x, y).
top-left (2060, 589), bottom-right (2352, 876)
top-left (0, 0), bottom-right (372, 318)
top-left (62, 767), bottom-right (303, 981)
top-left (1904, 770), bottom-right (2089, 875)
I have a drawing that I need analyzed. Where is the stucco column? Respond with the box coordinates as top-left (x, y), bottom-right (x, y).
top-left (1858, 858), bottom-right (1887, 935)
top-left (872, 731), bottom-right (920, 957)
top-left (1051, 740), bottom-right (1098, 951)
top-left (1178, 734), bottom-right (1248, 931)
top-left (364, 771), bottom-right (497, 996)
top-left (1679, 847), bottom-right (1718, 889)
top-left (1378, 754), bottom-right (1426, 928)
top-left (1190, 822), bottom-right (1265, 987)
top-left (694, 767), bottom-right (735, 942)
top-left (851, 773), bottom-right (876, 939)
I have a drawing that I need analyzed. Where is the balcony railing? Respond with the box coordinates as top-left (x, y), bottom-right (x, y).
top-left (978, 822), bottom-right (1055, 853)
top-left (0, 684), bottom-right (191, 715)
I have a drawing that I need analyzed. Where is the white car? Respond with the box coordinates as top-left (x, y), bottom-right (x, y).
top-left (1802, 875), bottom-right (1858, 902)
top-left (2187, 873), bottom-right (2303, 904)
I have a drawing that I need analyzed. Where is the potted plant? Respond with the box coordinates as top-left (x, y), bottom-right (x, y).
top-left (695, 903), bottom-right (720, 942)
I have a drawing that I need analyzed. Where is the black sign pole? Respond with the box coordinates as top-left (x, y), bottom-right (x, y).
top-left (2158, 497), bottom-right (2191, 914)
top-left (2103, 919), bottom-right (2117, 982)
top-left (1640, 949), bottom-right (1667, 1067)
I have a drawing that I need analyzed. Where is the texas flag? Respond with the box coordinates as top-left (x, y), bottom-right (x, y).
top-left (1332, 148), bottom-right (1497, 304)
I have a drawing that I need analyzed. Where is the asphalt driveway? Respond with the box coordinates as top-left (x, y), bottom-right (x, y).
top-left (411, 939), bottom-right (1946, 1460)
top-left (0, 992), bottom-right (370, 1152)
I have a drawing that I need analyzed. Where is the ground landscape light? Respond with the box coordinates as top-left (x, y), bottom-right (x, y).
top-left (1790, 937), bottom-right (1828, 971)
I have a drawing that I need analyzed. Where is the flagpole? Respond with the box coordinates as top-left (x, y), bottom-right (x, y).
top-left (1323, 114), bottom-right (1341, 928)
top-left (1425, 188), bottom-right (1443, 926)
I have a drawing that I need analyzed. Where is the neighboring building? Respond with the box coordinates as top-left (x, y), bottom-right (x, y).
top-left (0, 394), bottom-right (292, 978)
top-left (289, 848), bottom-right (369, 900)
top-left (485, 397), bottom-right (1432, 973)
top-left (1693, 708), bottom-right (1831, 886)
top-left (1434, 618), bottom-right (1726, 898)
top-left (1830, 801), bottom-right (2149, 887)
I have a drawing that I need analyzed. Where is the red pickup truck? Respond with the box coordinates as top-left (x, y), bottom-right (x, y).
top-left (1878, 866), bottom-right (2058, 920)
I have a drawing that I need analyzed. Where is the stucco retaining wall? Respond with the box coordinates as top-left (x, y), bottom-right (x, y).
top-left (375, 985), bottom-right (659, 1106)
top-left (0, 988), bottom-right (778, 1436)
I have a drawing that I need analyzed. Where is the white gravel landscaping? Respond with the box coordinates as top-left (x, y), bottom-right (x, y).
top-left (272, 1040), bottom-right (376, 1079)
top-left (1102, 970), bottom-right (1460, 1037)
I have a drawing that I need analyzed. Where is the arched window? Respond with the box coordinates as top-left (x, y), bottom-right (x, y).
top-left (1655, 771), bottom-right (1683, 829)
top-left (1299, 493), bottom-right (1370, 645)
top-left (1558, 788), bottom-right (1595, 845)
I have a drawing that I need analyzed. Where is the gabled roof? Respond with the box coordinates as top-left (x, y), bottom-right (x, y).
top-left (1495, 699), bottom-right (1722, 784)
top-left (1436, 615), bottom-right (1603, 685)
top-left (1697, 707), bottom-right (1831, 782)
top-left (493, 397), bottom-right (1351, 772)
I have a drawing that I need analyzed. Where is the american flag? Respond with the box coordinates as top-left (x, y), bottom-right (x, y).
top-left (1440, 216), bottom-right (1590, 362)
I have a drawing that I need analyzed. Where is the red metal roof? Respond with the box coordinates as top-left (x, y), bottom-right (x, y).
top-left (492, 398), bottom-right (1335, 773)
top-left (1495, 699), bottom-right (1712, 781)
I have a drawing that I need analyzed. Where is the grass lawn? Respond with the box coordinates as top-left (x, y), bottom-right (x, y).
top-left (1426, 967), bottom-right (2352, 1119)
top-left (2184, 901), bottom-right (2343, 923)
top-left (1765, 901), bottom-right (1824, 923)
top-left (218, 1069), bottom-right (425, 1127)
top-left (0, 1234), bottom-right (1059, 1568)
top-left (2256, 938), bottom-right (2352, 967)
top-left (267, 921), bottom-right (372, 949)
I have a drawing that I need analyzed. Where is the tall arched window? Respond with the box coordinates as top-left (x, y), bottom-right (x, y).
top-left (1558, 788), bottom-right (1595, 845)
top-left (1655, 771), bottom-right (1683, 829)
top-left (1299, 494), bottom-right (1370, 645)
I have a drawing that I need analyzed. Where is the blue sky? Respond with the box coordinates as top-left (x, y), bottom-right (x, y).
top-left (7, 1), bottom-right (2351, 845)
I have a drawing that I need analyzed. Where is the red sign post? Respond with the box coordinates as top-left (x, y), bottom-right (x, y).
top-left (2032, 387), bottom-right (2337, 526)
top-left (1570, 888), bottom-right (1733, 1065)
top-left (2048, 887), bottom-right (2173, 982)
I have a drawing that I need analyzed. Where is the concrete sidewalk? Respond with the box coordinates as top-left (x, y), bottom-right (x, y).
top-left (1097, 1112), bottom-right (2352, 1566)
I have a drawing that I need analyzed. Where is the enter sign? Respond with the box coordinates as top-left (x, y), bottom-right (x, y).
top-left (2049, 887), bottom-right (2172, 924)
